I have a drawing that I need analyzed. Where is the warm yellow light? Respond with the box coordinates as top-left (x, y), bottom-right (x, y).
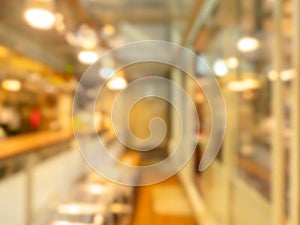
top-left (107, 77), bottom-right (127, 90)
top-left (77, 50), bottom-right (99, 64)
top-left (226, 57), bottom-right (239, 68)
top-left (1, 79), bottom-right (21, 92)
top-left (86, 184), bottom-right (107, 194)
top-left (227, 79), bottom-right (259, 92)
top-left (243, 78), bottom-right (260, 89)
top-left (268, 69), bottom-right (294, 81)
top-left (0, 46), bottom-right (8, 58)
top-left (281, 69), bottom-right (293, 81)
top-left (102, 24), bottom-right (116, 36)
top-left (237, 37), bottom-right (259, 52)
top-left (57, 203), bottom-right (104, 215)
top-left (227, 81), bottom-right (243, 92)
top-left (24, 8), bottom-right (55, 30)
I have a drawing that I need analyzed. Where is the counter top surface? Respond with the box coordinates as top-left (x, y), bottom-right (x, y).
top-left (0, 130), bottom-right (73, 160)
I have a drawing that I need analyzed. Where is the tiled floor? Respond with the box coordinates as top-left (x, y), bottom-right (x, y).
top-left (131, 176), bottom-right (198, 225)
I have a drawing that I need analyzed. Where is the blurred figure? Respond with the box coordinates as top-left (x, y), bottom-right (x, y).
top-left (29, 107), bottom-right (41, 130)
top-left (0, 102), bottom-right (21, 135)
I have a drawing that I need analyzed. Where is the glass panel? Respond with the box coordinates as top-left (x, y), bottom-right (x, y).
top-left (194, 0), bottom-right (280, 200)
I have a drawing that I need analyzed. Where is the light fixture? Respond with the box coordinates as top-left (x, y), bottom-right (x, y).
top-left (268, 69), bottom-right (294, 81)
top-left (78, 50), bottom-right (99, 64)
top-left (226, 57), bottom-right (239, 69)
top-left (228, 81), bottom-right (243, 92)
top-left (77, 24), bottom-right (99, 49)
top-left (227, 79), bottom-right (260, 92)
top-left (213, 59), bottom-right (228, 77)
top-left (94, 215), bottom-right (104, 225)
top-left (102, 24), bottom-right (116, 36)
top-left (99, 67), bottom-right (116, 79)
top-left (57, 203), bottom-right (105, 215)
top-left (281, 69), bottom-right (293, 81)
top-left (268, 70), bottom-right (277, 80)
top-left (24, 8), bottom-right (55, 30)
top-left (1, 79), bottom-right (21, 92)
top-left (65, 24), bottom-right (99, 49)
top-left (107, 77), bottom-right (127, 90)
top-left (243, 78), bottom-right (260, 89)
top-left (237, 37), bottom-right (259, 52)
top-left (86, 184), bottom-right (107, 195)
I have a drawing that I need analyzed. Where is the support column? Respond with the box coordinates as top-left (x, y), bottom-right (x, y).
top-left (271, 0), bottom-right (285, 224)
top-left (290, 0), bottom-right (300, 224)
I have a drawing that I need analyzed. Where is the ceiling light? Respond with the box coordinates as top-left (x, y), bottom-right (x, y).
top-left (102, 24), bottom-right (116, 36)
top-left (228, 81), bottom-right (243, 92)
top-left (77, 24), bottom-right (99, 49)
top-left (107, 77), bottom-right (127, 90)
top-left (99, 67), bottom-right (116, 79)
top-left (243, 78), bottom-right (260, 89)
top-left (237, 37), bottom-right (259, 52)
top-left (78, 50), bottom-right (99, 64)
top-left (86, 184), bottom-right (107, 194)
top-left (57, 203), bottom-right (105, 215)
top-left (24, 8), bottom-right (55, 30)
top-left (268, 69), bottom-right (294, 81)
top-left (226, 57), bottom-right (239, 69)
top-left (227, 79), bottom-right (260, 92)
top-left (213, 59), bottom-right (228, 77)
top-left (1, 79), bottom-right (21, 92)
top-left (268, 70), bottom-right (277, 80)
top-left (65, 25), bottom-right (99, 49)
top-left (281, 69), bottom-right (293, 81)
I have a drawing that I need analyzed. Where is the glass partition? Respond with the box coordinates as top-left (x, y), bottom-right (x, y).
top-left (193, 0), bottom-right (292, 201)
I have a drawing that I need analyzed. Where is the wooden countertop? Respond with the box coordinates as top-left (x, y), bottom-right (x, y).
top-left (0, 130), bottom-right (73, 160)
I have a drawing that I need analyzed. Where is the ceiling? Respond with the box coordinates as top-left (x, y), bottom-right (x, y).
top-left (0, 0), bottom-right (195, 79)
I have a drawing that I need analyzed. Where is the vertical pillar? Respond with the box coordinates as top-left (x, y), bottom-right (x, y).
top-left (290, 0), bottom-right (300, 224)
top-left (271, 0), bottom-right (285, 224)
top-left (221, 88), bottom-right (238, 225)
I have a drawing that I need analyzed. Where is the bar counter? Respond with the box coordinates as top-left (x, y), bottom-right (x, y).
top-left (0, 130), bottom-right (73, 160)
